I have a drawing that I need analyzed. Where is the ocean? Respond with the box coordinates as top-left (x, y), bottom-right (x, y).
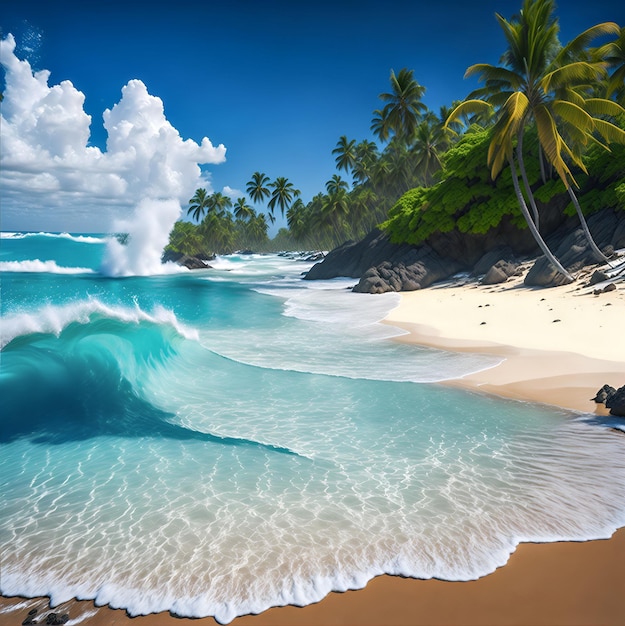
top-left (1, 231), bottom-right (624, 624)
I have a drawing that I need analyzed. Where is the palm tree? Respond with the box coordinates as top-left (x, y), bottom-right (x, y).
top-left (268, 176), bottom-right (300, 219)
top-left (233, 197), bottom-right (255, 221)
top-left (448, 0), bottom-right (624, 280)
top-left (246, 172), bottom-right (271, 205)
top-left (332, 136), bottom-right (357, 175)
top-left (187, 188), bottom-right (211, 222)
top-left (411, 119), bottom-right (449, 187)
top-left (352, 140), bottom-right (379, 185)
top-left (373, 68), bottom-right (427, 144)
top-left (208, 192), bottom-right (233, 217)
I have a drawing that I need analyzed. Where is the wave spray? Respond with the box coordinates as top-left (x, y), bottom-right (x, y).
top-left (99, 198), bottom-right (185, 277)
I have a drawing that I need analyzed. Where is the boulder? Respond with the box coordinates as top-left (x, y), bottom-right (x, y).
top-left (353, 246), bottom-right (463, 294)
top-left (591, 384), bottom-right (617, 404)
top-left (481, 260), bottom-right (519, 285)
top-left (472, 247), bottom-right (517, 276)
top-left (161, 250), bottom-right (211, 269)
top-left (588, 269), bottom-right (610, 286)
top-left (605, 385), bottom-right (625, 417)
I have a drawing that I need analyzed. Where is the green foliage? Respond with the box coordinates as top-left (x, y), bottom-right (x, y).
top-left (382, 129), bottom-right (533, 244)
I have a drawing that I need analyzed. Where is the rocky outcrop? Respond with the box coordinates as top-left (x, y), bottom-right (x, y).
top-left (305, 206), bottom-right (625, 293)
top-left (162, 250), bottom-right (214, 269)
top-left (353, 246), bottom-right (463, 293)
top-left (592, 384), bottom-right (625, 417)
top-left (606, 387), bottom-right (625, 417)
top-left (525, 209), bottom-right (622, 287)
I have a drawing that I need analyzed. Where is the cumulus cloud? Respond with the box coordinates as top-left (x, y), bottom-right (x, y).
top-left (0, 33), bottom-right (227, 231)
top-left (222, 185), bottom-right (243, 199)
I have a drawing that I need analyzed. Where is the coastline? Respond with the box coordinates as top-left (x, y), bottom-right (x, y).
top-left (384, 270), bottom-right (625, 414)
top-left (2, 272), bottom-right (624, 626)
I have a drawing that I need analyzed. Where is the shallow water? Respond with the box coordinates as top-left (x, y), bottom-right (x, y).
top-left (1, 232), bottom-right (624, 623)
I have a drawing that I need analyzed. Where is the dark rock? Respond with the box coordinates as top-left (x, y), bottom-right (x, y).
top-left (161, 251), bottom-right (210, 270)
top-left (472, 247), bottom-right (516, 276)
top-left (605, 386), bottom-right (625, 417)
top-left (594, 283), bottom-right (617, 295)
top-left (481, 260), bottom-right (519, 285)
top-left (352, 246), bottom-right (463, 294)
top-left (591, 384), bottom-right (617, 404)
top-left (524, 256), bottom-right (574, 287)
top-left (162, 250), bottom-right (214, 268)
top-left (589, 270), bottom-right (609, 286)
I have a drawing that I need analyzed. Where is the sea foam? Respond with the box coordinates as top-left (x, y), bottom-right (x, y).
top-left (0, 259), bottom-right (95, 274)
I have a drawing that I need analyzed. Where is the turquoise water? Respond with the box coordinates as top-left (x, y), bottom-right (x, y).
top-left (1, 231), bottom-right (624, 623)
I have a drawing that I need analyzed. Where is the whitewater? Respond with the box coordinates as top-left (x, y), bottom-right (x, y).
top-left (2, 232), bottom-right (625, 624)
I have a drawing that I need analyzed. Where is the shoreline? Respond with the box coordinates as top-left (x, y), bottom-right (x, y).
top-left (2, 273), bottom-right (624, 625)
top-left (384, 271), bottom-right (625, 414)
top-left (2, 529), bottom-right (625, 625)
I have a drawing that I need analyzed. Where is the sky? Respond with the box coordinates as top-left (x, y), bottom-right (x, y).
top-left (1, 0), bottom-right (624, 235)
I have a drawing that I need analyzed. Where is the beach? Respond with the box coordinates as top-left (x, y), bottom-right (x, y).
top-left (2, 266), bottom-right (624, 626)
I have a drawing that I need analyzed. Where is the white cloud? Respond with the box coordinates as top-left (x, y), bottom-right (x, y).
top-left (0, 34), bottom-right (227, 232)
top-left (222, 185), bottom-right (243, 199)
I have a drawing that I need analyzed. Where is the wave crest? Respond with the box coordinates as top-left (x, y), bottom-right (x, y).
top-left (0, 259), bottom-right (96, 274)
top-left (1, 299), bottom-right (198, 349)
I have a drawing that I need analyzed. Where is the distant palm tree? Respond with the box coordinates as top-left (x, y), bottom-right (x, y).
top-left (325, 174), bottom-right (349, 197)
top-left (208, 192), bottom-right (233, 217)
top-left (246, 172), bottom-right (271, 205)
top-left (411, 119), bottom-right (449, 186)
top-left (187, 188), bottom-right (211, 222)
top-left (332, 136), bottom-right (357, 174)
top-left (372, 68), bottom-right (427, 144)
top-left (352, 140), bottom-right (379, 185)
top-left (233, 197), bottom-right (255, 221)
top-left (268, 176), bottom-right (300, 219)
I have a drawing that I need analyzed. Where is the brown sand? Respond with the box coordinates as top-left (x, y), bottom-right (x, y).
top-left (2, 270), bottom-right (624, 626)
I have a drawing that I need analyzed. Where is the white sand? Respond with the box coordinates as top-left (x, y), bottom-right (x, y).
top-left (384, 261), bottom-right (625, 412)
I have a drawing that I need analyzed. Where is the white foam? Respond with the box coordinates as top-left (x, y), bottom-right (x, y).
top-left (0, 231), bottom-right (105, 243)
top-left (1, 298), bottom-right (198, 348)
top-left (0, 259), bottom-right (95, 274)
top-left (99, 199), bottom-right (188, 277)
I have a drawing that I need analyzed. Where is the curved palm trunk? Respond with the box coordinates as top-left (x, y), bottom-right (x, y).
top-left (509, 156), bottom-right (574, 283)
top-left (565, 184), bottom-right (612, 264)
top-left (516, 132), bottom-right (540, 230)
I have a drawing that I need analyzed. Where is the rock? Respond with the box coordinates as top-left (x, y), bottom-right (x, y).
top-left (524, 255), bottom-right (574, 287)
top-left (588, 270), bottom-right (609, 286)
top-left (591, 384), bottom-right (617, 404)
top-left (593, 283), bottom-right (617, 295)
top-left (472, 247), bottom-right (517, 276)
top-left (161, 250), bottom-right (210, 269)
top-left (352, 246), bottom-right (463, 294)
top-left (481, 260), bottom-right (519, 285)
top-left (605, 386), bottom-right (625, 417)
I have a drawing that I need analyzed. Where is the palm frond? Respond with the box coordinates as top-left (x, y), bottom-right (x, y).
top-left (444, 100), bottom-right (493, 128)
top-left (551, 100), bottom-right (594, 131)
top-left (584, 97), bottom-right (625, 118)
top-left (542, 62), bottom-right (606, 92)
top-left (593, 118), bottom-right (625, 145)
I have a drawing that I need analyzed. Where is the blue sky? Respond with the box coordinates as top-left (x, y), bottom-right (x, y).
top-left (1, 0), bottom-right (623, 234)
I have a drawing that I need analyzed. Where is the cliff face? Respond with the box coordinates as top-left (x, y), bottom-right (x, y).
top-left (304, 207), bottom-right (625, 292)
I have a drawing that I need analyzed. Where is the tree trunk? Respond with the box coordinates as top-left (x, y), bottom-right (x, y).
top-left (509, 155), bottom-right (574, 283)
top-left (516, 132), bottom-right (540, 230)
top-left (566, 184), bottom-right (611, 264)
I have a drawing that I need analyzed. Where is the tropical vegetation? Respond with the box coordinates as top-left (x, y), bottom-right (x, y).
top-left (167, 1), bottom-right (625, 274)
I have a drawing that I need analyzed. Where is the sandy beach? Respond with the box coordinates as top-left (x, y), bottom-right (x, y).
top-left (2, 266), bottom-right (624, 626)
